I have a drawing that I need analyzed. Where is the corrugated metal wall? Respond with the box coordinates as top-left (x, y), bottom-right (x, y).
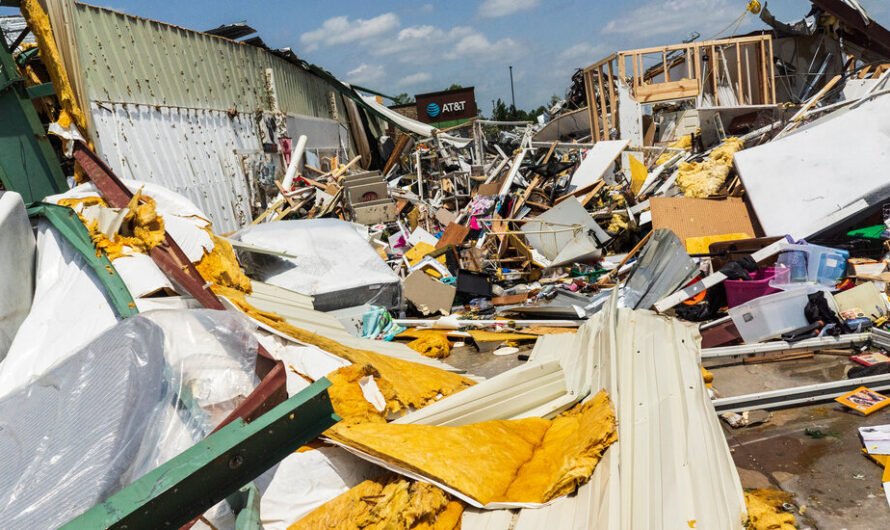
top-left (90, 103), bottom-right (261, 231)
top-left (72, 3), bottom-right (346, 118)
top-left (69, 3), bottom-right (356, 230)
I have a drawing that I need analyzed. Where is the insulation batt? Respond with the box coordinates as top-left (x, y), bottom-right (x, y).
top-left (676, 137), bottom-right (744, 198)
top-left (407, 334), bottom-right (452, 359)
top-left (288, 477), bottom-right (462, 530)
top-left (57, 194), bottom-right (165, 260)
top-left (326, 390), bottom-right (618, 505)
top-left (215, 286), bottom-right (475, 418)
top-left (744, 489), bottom-right (796, 529)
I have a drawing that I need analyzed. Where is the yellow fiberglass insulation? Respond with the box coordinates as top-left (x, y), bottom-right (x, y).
top-left (744, 489), bottom-right (796, 530)
top-left (607, 213), bottom-right (629, 234)
top-left (325, 364), bottom-right (390, 424)
top-left (289, 477), bottom-right (462, 530)
top-left (407, 334), bottom-right (452, 359)
top-left (195, 230), bottom-right (252, 293)
top-left (21, 0), bottom-right (87, 133)
top-left (57, 193), bottom-right (166, 260)
top-left (214, 285), bottom-right (475, 418)
top-left (326, 390), bottom-right (617, 505)
top-left (676, 137), bottom-right (744, 198)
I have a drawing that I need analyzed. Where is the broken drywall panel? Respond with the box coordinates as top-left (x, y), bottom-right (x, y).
top-left (735, 93), bottom-right (890, 239)
top-left (521, 198), bottom-right (610, 266)
top-left (569, 139), bottom-right (630, 190)
top-left (403, 270), bottom-right (456, 316)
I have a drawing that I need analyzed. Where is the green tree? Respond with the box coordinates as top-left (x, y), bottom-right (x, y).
top-left (447, 83), bottom-right (464, 90)
top-left (392, 93), bottom-right (414, 105)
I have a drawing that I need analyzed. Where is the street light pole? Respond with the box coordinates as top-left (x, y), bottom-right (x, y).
top-left (509, 65), bottom-right (516, 111)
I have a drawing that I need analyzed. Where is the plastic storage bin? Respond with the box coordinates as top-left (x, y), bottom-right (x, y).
top-left (724, 267), bottom-right (788, 308)
top-left (728, 286), bottom-right (833, 344)
top-left (770, 243), bottom-right (849, 288)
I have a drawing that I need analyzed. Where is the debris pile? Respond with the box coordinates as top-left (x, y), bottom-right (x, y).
top-left (4, 0), bottom-right (890, 528)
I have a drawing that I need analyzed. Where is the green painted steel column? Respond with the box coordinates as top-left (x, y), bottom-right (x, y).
top-left (62, 378), bottom-right (339, 529)
top-left (27, 203), bottom-right (138, 318)
top-left (0, 27), bottom-right (68, 202)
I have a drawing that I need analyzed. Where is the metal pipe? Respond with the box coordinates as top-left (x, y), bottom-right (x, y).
top-left (393, 319), bottom-right (582, 328)
top-left (279, 135), bottom-right (307, 194)
top-left (713, 372), bottom-right (890, 413)
top-left (702, 332), bottom-right (870, 359)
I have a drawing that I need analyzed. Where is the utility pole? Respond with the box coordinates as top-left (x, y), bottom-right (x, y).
top-left (509, 65), bottom-right (516, 111)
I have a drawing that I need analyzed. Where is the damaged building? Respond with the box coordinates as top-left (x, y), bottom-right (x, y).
top-left (3, 0), bottom-right (890, 528)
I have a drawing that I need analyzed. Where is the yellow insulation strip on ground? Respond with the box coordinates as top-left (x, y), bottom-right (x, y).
top-left (407, 334), bottom-right (452, 359)
top-left (289, 477), bottom-right (462, 530)
top-left (215, 285), bottom-right (475, 418)
top-left (21, 0), bottom-right (87, 131)
top-left (744, 489), bottom-right (796, 530)
top-left (327, 390), bottom-right (617, 505)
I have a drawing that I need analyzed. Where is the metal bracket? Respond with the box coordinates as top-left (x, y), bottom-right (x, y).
top-left (26, 81), bottom-right (55, 99)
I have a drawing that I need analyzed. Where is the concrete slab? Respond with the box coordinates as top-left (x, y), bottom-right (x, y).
top-left (713, 355), bottom-right (890, 529)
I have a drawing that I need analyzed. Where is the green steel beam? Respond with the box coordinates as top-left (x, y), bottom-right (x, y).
top-left (0, 28), bottom-right (68, 202)
top-left (232, 484), bottom-right (262, 530)
top-left (27, 203), bottom-right (138, 318)
top-left (62, 378), bottom-right (339, 529)
top-left (26, 82), bottom-right (55, 99)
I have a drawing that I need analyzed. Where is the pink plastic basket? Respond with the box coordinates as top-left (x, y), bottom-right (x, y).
top-left (725, 267), bottom-right (788, 308)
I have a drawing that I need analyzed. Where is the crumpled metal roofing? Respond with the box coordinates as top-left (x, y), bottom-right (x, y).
top-left (452, 293), bottom-right (746, 529)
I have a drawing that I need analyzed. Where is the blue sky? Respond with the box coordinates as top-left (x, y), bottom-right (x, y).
top-left (9, 1), bottom-right (890, 113)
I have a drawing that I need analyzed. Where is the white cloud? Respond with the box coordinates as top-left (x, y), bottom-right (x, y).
top-left (373, 25), bottom-right (474, 61)
top-left (479, 0), bottom-right (539, 18)
top-left (300, 13), bottom-right (399, 51)
top-left (602, 0), bottom-right (744, 38)
top-left (397, 72), bottom-right (433, 87)
top-left (444, 33), bottom-right (522, 61)
top-left (345, 63), bottom-right (386, 85)
top-left (557, 42), bottom-right (607, 66)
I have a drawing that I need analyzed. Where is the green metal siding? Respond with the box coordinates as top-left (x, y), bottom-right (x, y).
top-left (72, 3), bottom-right (345, 121)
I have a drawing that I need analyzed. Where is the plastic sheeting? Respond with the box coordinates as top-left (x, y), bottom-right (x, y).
top-left (0, 317), bottom-right (165, 528)
top-left (235, 219), bottom-right (400, 310)
top-left (0, 310), bottom-right (260, 528)
top-left (260, 446), bottom-right (381, 530)
top-left (0, 219), bottom-right (120, 393)
top-left (0, 192), bottom-right (35, 361)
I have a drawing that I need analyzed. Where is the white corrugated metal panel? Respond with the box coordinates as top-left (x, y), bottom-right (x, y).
top-left (455, 295), bottom-right (745, 529)
top-left (90, 102), bottom-right (261, 232)
top-left (393, 360), bottom-right (568, 426)
top-left (0, 16), bottom-right (36, 48)
top-left (461, 508), bottom-right (516, 529)
top-left (611, 309), bottom-right (745, 529)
